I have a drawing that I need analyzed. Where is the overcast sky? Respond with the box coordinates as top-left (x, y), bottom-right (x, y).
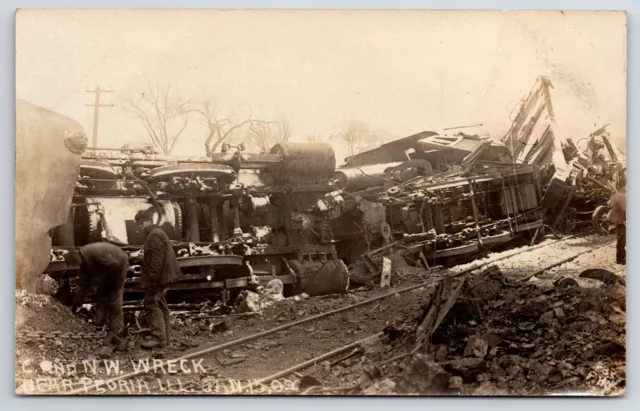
top-left (16, 9), bottom-right (627, 160)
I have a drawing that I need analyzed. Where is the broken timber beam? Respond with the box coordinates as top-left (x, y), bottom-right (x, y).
top-left (362, 253), bottom-right (380, 274)
top-left (414, 276), bottom-right (467, 352)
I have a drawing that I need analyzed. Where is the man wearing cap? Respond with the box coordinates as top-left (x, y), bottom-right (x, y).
top-left (66, 242), bottom-right (129, 352)
top-left (134, 207), bottom-right (183, 348)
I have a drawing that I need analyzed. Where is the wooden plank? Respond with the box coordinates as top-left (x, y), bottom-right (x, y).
top-left (432, 277), bottom-right (466, 332)
top-left (415, 281), bottom-right (444, 350)
top-left (380, 257), bottom-right (392, 288)
top-left (419, 251), bottom-right (430, 271)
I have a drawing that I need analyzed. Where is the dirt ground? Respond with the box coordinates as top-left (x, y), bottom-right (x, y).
top-left (14, 233), bottom-right (625, 396)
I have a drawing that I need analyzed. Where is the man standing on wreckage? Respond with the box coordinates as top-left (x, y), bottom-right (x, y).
top-left (134, 207), bottom-right (183, 349)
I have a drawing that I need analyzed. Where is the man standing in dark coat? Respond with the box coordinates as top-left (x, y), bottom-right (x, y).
top-left (608, 186), bottom-right (626, 265)
top-left (66, 242), bottom-right (129, 350)
top-left (134, 208), bottom-right (183, 348)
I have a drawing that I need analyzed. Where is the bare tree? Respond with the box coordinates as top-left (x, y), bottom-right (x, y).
top-left (248, 122), bottom-right (273, 153)
top-left (125, 82), bottom-right (190, 155)
top-left (341, 121), bottom-right (391, 157)
top-left (191, 101), bottom-right (268, 155)
top-left (276, 119), bottom-right (292, 144)
top-left (342, 122), bottom-right (361, 157)
top-left (305, 133), bottom-right (320, 143)
top-left (249, 118), bottom-right (293, 153)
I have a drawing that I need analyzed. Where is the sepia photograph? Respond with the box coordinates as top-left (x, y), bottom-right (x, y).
top-left (14, 8), bottom-right (627, 396)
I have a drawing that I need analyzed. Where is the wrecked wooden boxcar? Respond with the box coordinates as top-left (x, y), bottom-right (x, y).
top-left (326, 131), bottom-right (544, 283)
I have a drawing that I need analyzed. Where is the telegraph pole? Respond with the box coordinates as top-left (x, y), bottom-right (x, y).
top-left (85, 86), bottom-right (114, 147)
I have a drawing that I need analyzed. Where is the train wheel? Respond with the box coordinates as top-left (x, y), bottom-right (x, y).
top-left (592, 205), bottom-right (614, 235)
top-left (557, 208), bottom-right (578, 234)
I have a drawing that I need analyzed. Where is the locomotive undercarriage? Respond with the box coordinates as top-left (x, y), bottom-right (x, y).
top-left (46, 143), bottom-right (349, 301)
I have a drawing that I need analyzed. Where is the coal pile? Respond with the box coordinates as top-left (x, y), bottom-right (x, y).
top-left (15, 291), bottom-right (106, 392)
top-left (308, 267), bottom-right (626, 396)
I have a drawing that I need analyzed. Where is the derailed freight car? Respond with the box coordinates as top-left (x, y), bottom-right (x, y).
top-left (325, 132), bottom-right (545, 280)
top-left (46, 142), bottom-right (348, 302)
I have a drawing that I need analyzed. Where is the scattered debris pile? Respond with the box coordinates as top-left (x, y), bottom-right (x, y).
top-left (15, 290), bottom-right (104, 392)
top-left (499, 76), bottom-right (625, 235)
top-left (306, 267), bottom-right (626, 396)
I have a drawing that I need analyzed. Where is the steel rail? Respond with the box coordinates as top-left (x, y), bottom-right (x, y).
top-left (245, 332), bottom-right (385, 391)
top-left (513, 240), bottom-right (614, 283)
top-left (242, 239), bottom-right (615, 393)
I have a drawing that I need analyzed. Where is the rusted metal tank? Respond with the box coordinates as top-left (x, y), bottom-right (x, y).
top-left (333, 162), bottom-right (402, 192)
top-left (269, 142), bottom-right (336, 184)
top-left (288, 259), bottom-right (350, 297)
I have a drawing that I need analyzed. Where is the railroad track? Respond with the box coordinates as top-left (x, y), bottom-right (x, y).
top-left (240, 236), bottom-right (616, 394)
top-left (62, 231), bottom-right (613, 395)
top-left (451, 232), bottom-right (615, 280)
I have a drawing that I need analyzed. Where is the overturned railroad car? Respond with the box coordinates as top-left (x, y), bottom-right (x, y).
top-left (328, 132), bottom-right (545, 273)
top-left (47, 142), bottom-right (348, 301)
top-left (330, 162), bottom-right (544, 267)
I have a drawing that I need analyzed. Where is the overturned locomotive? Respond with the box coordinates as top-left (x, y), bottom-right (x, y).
top-left (46, 142), bottom-right (348, 301)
